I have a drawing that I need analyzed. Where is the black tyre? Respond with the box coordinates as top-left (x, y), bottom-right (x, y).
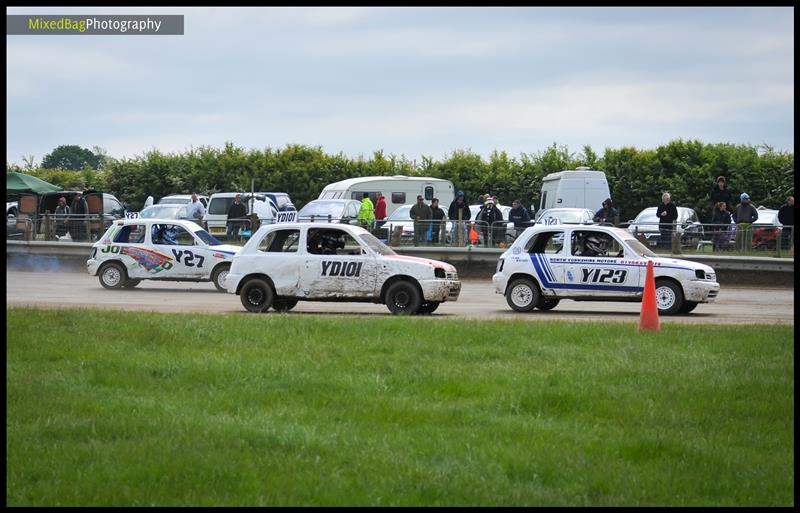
top-left (506, 278), bottom-right (540, 312)
top-left (211, 264), bottom-right (231, 293)
top-left (99, 262), bottom-right (127, 290)
top-left (417, 301), bottom-right (441, 315)
top-left (678, 301), bottom-right (699, 314)
top-left (655, 279), bottom-right (684, 315)
top-left (122, 279), bottom-right (141, 289)
top-left (536, 298), bottom-right (560, 311)
top-left (240, 278), bottom-right (274, 313)
top-left (385, 281), bottom-right (422, 315)
top-left (273, 299), bottom-right (298, 312)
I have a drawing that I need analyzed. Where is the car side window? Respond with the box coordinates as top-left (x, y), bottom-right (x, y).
top-left (152, 224), bottom-right (194, 246)
top-left (572, 230), bottom-right (614, 257)
top-left (525, 231), bottom-right (564, 254)
top-left (391, 192), bottom-right (406, 204)
top-left (258, 229), bottom-right (300, 253)
top-left (307, 228), bottom-right (363, 256)
top-left (113, 224), bottom-right (146, 243)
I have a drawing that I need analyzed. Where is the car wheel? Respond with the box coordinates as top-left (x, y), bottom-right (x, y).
top-left (536, 298), bottom-right (560, 311)
top-left (655, 279), bottom-right (684, 315)
top-left (122, 278), bottom-right (141, 289)
top-left (273, 299), bottom-right (298, 312)
top-left (678, 300), bottom-right (698, 314)
top-left (211, 263), bottom-right (231, 293)
top-left (506, 278), bottom-right (540, 312)
top-left (417, 301), bottom-right (440, 315)
top-left (240, 278), bottom-right (274, 313)
top-left (385, 281), bottom-right (422, 315)
top-left (99, 262), bottom-right (127, 290)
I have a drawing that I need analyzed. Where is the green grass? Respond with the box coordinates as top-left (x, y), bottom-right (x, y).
top-left (6, 307), bottom-right (794, 506)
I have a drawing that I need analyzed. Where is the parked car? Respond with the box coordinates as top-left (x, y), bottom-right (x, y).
top-left (204, 193), bottom-right (279, 237)
top-left (87, 218), bottom-right (240, 292)
top-left (534, 207), bottom-right (596, 225)
top-left (751, 209), bottom-right (782, 249)
top-left (376, 203), bottom-right (454, 243)
top-left (226, 223), bottom-right (461, 314)
top-left (139, 204), bottom-right (190, 220)
top-left (626, 206), bottom-right (704, 248)
top-left (158, 194), bottom-right (209, 208)
top-left (493, 224), bottom-right (719, 315)
top-left (296, 199), bottom-right (362, 224)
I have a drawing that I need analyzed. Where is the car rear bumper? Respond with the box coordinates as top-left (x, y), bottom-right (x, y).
top-left (226, 272), bottom-right (244, 294)
top-left (684, 280), bottom-right (720, 303)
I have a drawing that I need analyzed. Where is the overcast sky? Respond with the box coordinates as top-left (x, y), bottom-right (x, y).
top-left (6, 6), bottom-right (794, 166)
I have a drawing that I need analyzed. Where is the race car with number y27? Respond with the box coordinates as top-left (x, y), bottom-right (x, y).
top-left (87, 219), bottom-right (240, 292)
top-left (492, 224), bottom-right (720, 315)
top-left (226, 223), bottom-right (461, 315)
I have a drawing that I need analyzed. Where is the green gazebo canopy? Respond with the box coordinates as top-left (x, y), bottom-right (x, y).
top-left (6, 172), bottom-right (61, 198)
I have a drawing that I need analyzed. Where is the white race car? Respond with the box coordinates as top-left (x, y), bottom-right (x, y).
top-left (492, 224), bottom-right (720, 315)
top-left (226, 223), bottom-right (461, 314)
top-left (87, 219), bottom-right (240, 291)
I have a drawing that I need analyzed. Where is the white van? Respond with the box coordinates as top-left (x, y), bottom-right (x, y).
top-left (204, 192), bottom-right (278, 236)
top-left (318, 176), bottom-right (455, 218)
top-left (538, 167), bottom-right (611, 213)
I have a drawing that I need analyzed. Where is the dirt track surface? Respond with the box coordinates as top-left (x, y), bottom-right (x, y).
top-left (6, 270), bottom-right (794, 326)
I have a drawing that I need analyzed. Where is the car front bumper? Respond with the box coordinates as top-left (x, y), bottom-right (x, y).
top-left (419, 279), bottom-right (461, 302)
top-left (492, 272), bottom-right (508, 295)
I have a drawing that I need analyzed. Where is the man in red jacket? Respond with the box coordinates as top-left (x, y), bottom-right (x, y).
top-left (374, 193), bottom-right (387, 228)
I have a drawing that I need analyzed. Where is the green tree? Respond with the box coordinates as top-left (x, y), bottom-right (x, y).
top-left (41, 145), bottom-right (102, 170)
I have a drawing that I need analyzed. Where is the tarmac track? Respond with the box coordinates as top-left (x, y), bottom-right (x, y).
top-left (5, 270), bottom-right (794, 325)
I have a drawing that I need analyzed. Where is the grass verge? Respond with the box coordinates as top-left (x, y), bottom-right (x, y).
top-left (6, 307), bottom-right (794, 506)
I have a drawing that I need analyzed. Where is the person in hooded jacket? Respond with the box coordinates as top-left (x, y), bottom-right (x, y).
top-left (477, 198), bottom-right (501, 246)
top-left (448, 191), bottom-right (471, 244)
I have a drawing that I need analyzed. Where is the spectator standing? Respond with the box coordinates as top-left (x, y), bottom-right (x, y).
top-left (593, 198), bottom-right (619, 225)
top-left (358, 193), bottom-right (375, 229)
top-left (711, 201), bottom-right (733, 251)
top-left (709, 175), bottom-right (733, 215)
top-left (374, 193), bottom-right (387, 228)
top-left (409, 195), bottom-right (432, 246)
top-left (656, 192), bottom-right (678, 249)
top-left (226, 193), bottom-right (248, 240)
top-left (69, 192), bottom-right (89, 241)
top-left (186, 192), bottom-right (206, 226)
top-left (733, 192), bottom-right (758, 251)
top-left (448, 190), bottom-right (471, 245)
top-left (54, 196), bottom-right (70, 239)
top-left (778, 195), bottom-right (794, 250)
top-left (477, 198), bottom-right (501, 246)
top-left (508, 199), bottom-right (531, 238)
top-left (429, 198), bottom-right (447, 244)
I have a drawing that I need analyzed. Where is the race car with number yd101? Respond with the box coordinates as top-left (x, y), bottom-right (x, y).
top-left (492, 224), bottom-right (720, 315)
top-left (87, 219), bottom-right (241, 292)
top-left (226, 223), bottom-right (461, 314)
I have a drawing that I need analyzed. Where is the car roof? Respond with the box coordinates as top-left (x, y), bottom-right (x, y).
top-left (114, 218), bottom-right (201, 228)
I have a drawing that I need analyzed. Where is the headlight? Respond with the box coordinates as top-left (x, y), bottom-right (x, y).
top-left (497, 258), bottom-right (504, 273)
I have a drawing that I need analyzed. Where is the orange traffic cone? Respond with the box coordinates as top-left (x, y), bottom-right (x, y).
top-left (639, 260), bottom-right (660, 332)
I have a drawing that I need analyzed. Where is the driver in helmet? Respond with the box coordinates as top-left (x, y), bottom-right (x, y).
top-left (320, 231), bottom-right (345, 255)
top-left (581, 234), bottom-right (607, 257)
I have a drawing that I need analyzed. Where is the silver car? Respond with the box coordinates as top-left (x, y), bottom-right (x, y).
top-left (627, 206), bottom-right (704, 247)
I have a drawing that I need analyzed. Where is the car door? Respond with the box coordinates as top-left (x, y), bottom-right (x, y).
top-left (565, 229), bottom-right (640, 296)
top-left (150, 223), bottom-right (206, 278)
top-left (524, 229), bottom-right (567, 294)
top-left (103, 223), bottom-right (150, 279)
top-left (252, 227), bottom-right (302, 295)
top-left (301, 227), bottom-right (377, 298)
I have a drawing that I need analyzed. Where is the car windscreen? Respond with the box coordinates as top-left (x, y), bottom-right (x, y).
top-left (194, 229), bottom-right (223, 246)
top-left (541, 210), bottom-right (585, 224)
top-left (159, 197), bottom-right (190, 205)
top-left (208, 197), bottom-right (235, 215)
top-left (634, 208), bottom-right (658, 223)
top-left (298, 201), bottom-right (345, 217)
top-left (359, 233), bottom-right (397, 256)
top-left (140, 205), bottom-right (184, 218)
top-left (387, 205), bottom-right (412, 221)
top-left (623, 236), bottom-right (657, 257)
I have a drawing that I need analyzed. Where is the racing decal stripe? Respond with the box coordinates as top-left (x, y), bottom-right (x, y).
top-left (548, 259), bottom-right (695, 272)
top-left (213, 250), bottom-right (236, 256)
top-left (529, 253), bottom-right (643, 292)
top-left (535, 253), bottom-right (555, 282)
